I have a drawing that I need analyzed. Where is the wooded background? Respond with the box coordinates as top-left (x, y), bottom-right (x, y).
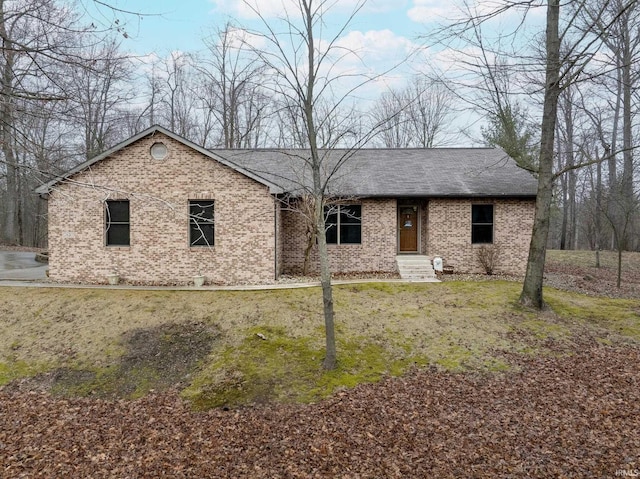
top-left (0, 0), bottom-right (638, 257)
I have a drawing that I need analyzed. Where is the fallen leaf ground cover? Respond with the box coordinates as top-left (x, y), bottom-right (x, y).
top-left (2, 344), bottom-right (638, 477)
top-left (1, 249), bottom-right (639, 476)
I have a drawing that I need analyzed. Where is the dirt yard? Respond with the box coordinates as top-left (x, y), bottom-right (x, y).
top-left (1, 250), bottom-right (639, 477)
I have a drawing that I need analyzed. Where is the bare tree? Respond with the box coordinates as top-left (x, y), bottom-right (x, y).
top-left (372, 76), bottom-right (455, 148)
top-left (242, 0), bottom-right (397, 369)
top-left (67, 39), bottom-right (134, 159)
top-left (370, 87), bottom-right (412, 148)
top-left (581, 0), bottom-right (640, 251)
top-left (518, 0), bottom-right (562, 309)
top-left (556, 83), bottom-right (578, 250)
top-left (601, 179), bottom-right (639, 287)
top-left (198, 23), bottom-right (270, 148)
top-left (0, 0), bottom-right (96, 244)
top-left (435, 0), bottom-right (640, 309)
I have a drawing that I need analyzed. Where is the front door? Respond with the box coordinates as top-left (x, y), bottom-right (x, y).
top-left (399, 206), bottom-right (418, 252)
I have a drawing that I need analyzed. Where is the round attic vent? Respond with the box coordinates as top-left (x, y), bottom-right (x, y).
top-left (150, 142), bottom-right (168, 160)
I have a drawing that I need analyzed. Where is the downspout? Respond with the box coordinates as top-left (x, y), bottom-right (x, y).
top-left (274, 196), bottom-right (278, 281)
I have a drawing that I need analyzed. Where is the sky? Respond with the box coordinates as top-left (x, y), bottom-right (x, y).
top-left (80, 0), bottom-right (547, 144)
top-left (93, 0), bottom-right (441, 57)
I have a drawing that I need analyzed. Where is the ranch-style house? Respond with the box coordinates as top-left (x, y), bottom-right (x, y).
top-left (35, 125), bottom-right (537, 285)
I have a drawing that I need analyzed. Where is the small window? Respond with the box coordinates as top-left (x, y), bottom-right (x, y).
top-left (150, 142), bottom-right (168, 160)
top-left (105, 200), bottom-right (130, 246)
top-left (324, 205), bottom-right (361, 245)
top-left (472, 204), bottom-right (493, 244)
top-left (189, 200), bottom-right (215, 246)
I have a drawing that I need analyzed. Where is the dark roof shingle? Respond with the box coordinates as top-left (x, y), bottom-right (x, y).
top-left (213, 147), bottom-right (537, 197)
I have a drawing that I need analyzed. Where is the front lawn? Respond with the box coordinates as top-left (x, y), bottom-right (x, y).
top-left (1, 280), bottom-right (638, 407)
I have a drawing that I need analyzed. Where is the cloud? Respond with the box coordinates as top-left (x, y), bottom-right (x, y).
top-left (407, 0), bottom-right (451, 23)
top-left (209, 0), bottom-right (374, 20)
top-left (223, 26), bottom-right (267, 50)
top-left (310, 29), bottom-right (421, 104)
top-left (335, 29), bottom-right (417, 64)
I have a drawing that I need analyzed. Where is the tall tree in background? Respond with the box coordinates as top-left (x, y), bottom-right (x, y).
top-left (437, 0), bottom-right (639, 308)
top-left (582, 0), bottom-right (640, 251)
top-left (372, 76), bottom-right (455, 148)
top-left (68, 39), bottom-right (134, 160)
top-left (477, 56), bottom-right (538, 172)
top-left (198, 23), bottom-right (269, 148)
top-left (0, 0), bottom-right (91, 244)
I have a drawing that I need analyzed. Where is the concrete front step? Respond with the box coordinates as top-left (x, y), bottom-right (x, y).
top-left (396, 255), bottom-right (437, 281)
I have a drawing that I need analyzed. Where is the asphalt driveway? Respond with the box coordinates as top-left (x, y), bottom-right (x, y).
top-left (0, 251), bottom-right (48, 280)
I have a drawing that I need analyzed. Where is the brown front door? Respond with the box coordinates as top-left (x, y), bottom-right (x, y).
top-left (399, 206), bottom-right (418, 252)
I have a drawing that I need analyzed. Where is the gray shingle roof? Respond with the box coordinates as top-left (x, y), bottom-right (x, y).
top-left (35, 126), bottom-right (537, 198)
top-left (213, 147), bottom-right (538, 197)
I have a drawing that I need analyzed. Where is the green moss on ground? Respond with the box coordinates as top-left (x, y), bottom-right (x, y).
top-left (1, 274), bottom-right (639, 409)
top-left (182, 326), bottom-right (428, 409)
top-left (0, 360), bottom-right (49, 386)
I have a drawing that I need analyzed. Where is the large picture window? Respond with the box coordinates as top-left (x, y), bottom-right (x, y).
top-left (189, 200), bottom-right (215, 246)
top-left (105, 200), bottom-right (130, 246)
top-left (472, 204), bottom-right (494, 244)
top-left (325, 205), bottom-right (361, 244)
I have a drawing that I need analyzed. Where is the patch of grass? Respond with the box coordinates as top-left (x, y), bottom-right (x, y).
top-left (515, 319), bottom-right (571, 340)
top-left (2, 277), bottom-right (639, 409)
top-left (0, 360), bottom-right (49, 386)
top-left (547, 249), bottom-right (640, 275)
top-left (182, 326), bottom-right (427, 409)
top-left (545, 290), bottom-right (640, 340)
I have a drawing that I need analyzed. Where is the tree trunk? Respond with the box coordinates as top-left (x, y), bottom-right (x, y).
top-left (315, 195), bottom-right (337, 369)
top-left (302, 229), bottom-right (315, 276)
top-left (302, 0), bottom-right (337, 370)
top-left (519, 0), bottom-right (561, 309)
top-left (595, 153), bottom-right (602, 268)
top-left (621, 10), bottom-right (634, 207)
top-left (314, 175), bottom-right (337, 369)
top-left (617, 246), bottom-right (622, 288)
top-left (0, 0), bottom-right (17, 245)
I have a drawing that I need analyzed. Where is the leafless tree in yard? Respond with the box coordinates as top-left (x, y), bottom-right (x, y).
top-left (241, 0), bottom-right (402, 369)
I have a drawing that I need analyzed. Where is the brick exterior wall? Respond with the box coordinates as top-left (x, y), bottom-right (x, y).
top-left (282, 197), bottom-right (534, 276)
top-left (47, 133), bottom-right (277, 285)
top-left (281, 198), bottom-right (399, 275)
top-left (427, 198), bottom-right (535, 275)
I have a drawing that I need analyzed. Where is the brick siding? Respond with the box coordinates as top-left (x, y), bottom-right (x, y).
top-left (281, 198), bottom-right (399, 275)
top-left (282, 197), bottom-right (534, 276)
top-left (427, 198), bottom-right (535, 275)
top-left (47, 133), bottom-right (277, 285)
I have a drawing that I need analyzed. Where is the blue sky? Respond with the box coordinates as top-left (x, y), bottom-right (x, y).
top-left (90, 0), bottom-right (445, 57)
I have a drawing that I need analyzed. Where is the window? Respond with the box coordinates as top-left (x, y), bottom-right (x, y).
top-left (105, 200), bottom-right (130, 246)
top-left (472, 204), bottom-right (493, 244)
top-left (325, 205), bottom-right (361, 244)
top-left (189, 200), bottom-right (215, 246)
top-left (150, 142), bottom-right (168, 160)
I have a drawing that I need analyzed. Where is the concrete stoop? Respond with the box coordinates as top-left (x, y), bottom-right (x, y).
top-left (396, 255), bottom-right (439, 282)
